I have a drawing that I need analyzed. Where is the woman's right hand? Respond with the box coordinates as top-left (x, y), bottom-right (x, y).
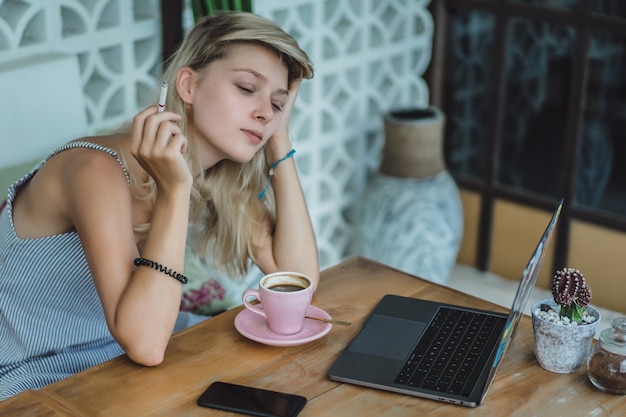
top-left (130, 106), bottom-right (192, 193)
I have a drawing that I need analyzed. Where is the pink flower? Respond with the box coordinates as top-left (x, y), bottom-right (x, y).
top-left (180, 279), bottom-right (226, 313)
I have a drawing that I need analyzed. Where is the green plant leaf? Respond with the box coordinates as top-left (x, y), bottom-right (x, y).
top-left (190, 0), bottom-right (253, 21)
top-left (571, 304), bottom-right (585, 324)
top-left (561, 303), bottom-right (586, 324)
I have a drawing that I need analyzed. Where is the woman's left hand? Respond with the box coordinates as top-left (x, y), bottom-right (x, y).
top-left (267, 79), bottom-right (301, 158)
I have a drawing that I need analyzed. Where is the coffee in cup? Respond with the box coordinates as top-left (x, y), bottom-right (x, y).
top-left (242, 272), bottom-right (313, 335)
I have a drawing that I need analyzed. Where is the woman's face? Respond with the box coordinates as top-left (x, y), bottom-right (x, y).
top-left (186, 43), bottom-right (289, 167)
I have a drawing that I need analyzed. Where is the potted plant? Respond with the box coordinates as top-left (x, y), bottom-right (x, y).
top-left (531, 267), bottom-right (601, 373)
top-left (190, 0), bottom-right (253, 22)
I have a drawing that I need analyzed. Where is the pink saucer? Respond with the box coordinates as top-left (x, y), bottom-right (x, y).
top-left (234, 304), bottom-right (332, 346)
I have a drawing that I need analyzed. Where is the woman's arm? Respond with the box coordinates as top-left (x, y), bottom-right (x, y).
top-left (68, 107), bottom-right (191, 366)
top-left (255, 80), bottom-right (320, 289)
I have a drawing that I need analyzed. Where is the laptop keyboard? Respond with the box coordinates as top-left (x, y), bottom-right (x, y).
top-left (394, 307), bottom-right (505, 397)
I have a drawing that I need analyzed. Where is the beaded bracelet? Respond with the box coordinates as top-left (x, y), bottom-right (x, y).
top-left (258, 149), bottom-right (296, 200)
top-left (133, 257), bottom-right (188, 284)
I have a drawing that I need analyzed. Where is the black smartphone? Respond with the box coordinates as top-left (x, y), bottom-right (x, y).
top-left (197, 381), bottom-right (307, 417)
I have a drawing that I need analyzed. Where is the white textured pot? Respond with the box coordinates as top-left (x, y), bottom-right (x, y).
top-left (531, 299), bottom-right (601, 374)
top-left (357, 107), bottom-right (463, 285)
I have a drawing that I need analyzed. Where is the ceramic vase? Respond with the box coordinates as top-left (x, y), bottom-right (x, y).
top-left (379, 107), bottom-right (446, 179)
top-left (357, 107), bottom-right (463, 285)
top-left (531, 299), bottom-right (601, 374)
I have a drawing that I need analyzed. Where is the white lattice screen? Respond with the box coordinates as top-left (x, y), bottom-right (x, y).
top-left (0, 0), bottom-right (162, 133)
top-left (253, 0), bottom-right (434, 267)
top-left (0, 0), bottom-right (434, 270)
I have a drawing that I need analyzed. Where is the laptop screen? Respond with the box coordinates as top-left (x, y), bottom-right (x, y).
top-left (491, 200), bottom-right (562, 369)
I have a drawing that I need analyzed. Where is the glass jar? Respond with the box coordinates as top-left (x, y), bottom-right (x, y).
top-left (587, 317), bottom-right (626, 394)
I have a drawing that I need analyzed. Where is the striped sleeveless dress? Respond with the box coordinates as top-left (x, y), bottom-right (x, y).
top-left (0, 142), bottom-right (204, 400)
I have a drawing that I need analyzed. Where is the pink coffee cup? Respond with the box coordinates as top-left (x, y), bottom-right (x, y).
top-left (242, 272), bottom-right (313, 335)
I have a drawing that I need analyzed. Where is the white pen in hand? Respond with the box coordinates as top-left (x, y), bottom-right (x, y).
top-left (157, 81), bottom-right (168, 112)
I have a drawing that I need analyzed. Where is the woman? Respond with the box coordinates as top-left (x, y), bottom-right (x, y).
top-left (0, 11), bottom-right (318, 399)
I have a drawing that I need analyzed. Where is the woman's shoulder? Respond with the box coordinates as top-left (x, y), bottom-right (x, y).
top-left (26, 136), bottom-right (133, 214)
top-left (48, 136), bottom-right (136, 226)
top-left (9, 135), bottom-right (133, 238)
top-left (50, 135), bottom-right (131, 183)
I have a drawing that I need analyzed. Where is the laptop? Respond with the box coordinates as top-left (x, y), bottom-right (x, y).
top-left (328, 200), bottom-right (563, 407)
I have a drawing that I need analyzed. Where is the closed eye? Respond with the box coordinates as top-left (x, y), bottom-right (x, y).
top-left (237, 82), bottom-right (284, 112)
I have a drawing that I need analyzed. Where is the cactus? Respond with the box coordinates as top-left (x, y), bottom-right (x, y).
top-left (551, 267), bottom-right (592, 324)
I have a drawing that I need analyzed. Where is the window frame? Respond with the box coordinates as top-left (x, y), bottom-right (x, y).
top-left (427, 0), bottom-right (626, 271)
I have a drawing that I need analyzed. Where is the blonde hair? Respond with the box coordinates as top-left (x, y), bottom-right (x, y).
top-left (128, 11), bottom-right (314, 277)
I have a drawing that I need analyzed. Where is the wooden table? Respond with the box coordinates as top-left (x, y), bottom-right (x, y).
top-left (2, 257), bottom-right (624, 416)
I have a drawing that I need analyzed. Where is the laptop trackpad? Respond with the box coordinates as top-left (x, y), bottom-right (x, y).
top-left (349, 315), bottom-right (425, 360)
